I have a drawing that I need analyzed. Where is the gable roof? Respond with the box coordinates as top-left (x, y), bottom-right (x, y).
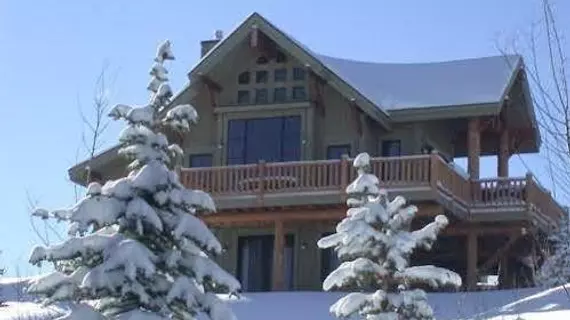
top-left (189, 12), bottom-right (524, 117)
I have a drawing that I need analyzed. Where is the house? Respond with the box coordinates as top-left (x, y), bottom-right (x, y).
top-left (68, 12), bottom-right (565, 293)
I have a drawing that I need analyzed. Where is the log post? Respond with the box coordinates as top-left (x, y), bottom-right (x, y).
top-left (466, 230), bottom-right (478, 290)
top-left (498, 125), bottom-right (510, 177)
top-left (272, 219), bottom-right (285, 291)
top-left (467, 118), bottom-right (481, 180)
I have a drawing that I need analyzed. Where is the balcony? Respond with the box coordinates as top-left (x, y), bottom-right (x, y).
top-left (179, 154), bottom-right (564, 229)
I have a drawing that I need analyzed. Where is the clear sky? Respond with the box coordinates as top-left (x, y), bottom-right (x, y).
top-left (0, 0), bottom-right (567, 276)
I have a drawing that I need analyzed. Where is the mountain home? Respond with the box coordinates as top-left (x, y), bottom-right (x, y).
top-left (69, 13), bottom-right (564, 293)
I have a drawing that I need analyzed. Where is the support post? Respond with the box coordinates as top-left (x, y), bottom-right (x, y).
top-left (272, 220), bottom-right (285, 291)
top-left (466, 230), bottom-right (478, 290)
top-left (498, 125), bottom-right (510, 177)
top-left (467, 118), bottom-right (481, 180)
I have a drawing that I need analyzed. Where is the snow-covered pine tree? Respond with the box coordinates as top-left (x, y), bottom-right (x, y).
top-left (318, 153), bottom-right (462, 320)
top-left (0, 250), bottom-right (5, 307)
top-left (536, 211), bottom-right (570, 288)
top-left (27, 40), bottom-right (240, 319)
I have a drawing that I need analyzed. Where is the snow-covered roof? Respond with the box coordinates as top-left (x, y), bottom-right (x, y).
top-left (190, 12), bottom-right (524, 114)
top-left (315, 54), bottom-right (522, 110)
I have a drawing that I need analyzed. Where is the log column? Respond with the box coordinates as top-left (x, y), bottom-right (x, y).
top-left (466, 230), bottom-right (478, 290)
top-left (272, 220), bottom-right (285, 291)
top-left (467, 118), bottom-right (481, 179)
top-left (498, 126), bottom-right (510, 177)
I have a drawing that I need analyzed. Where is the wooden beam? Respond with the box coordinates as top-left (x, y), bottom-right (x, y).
top-left (467, 117), bottom-right (481, 179)
top-left (272, 220), bottom-right (285, 291)
top-left (199, 74), bottom-right (222, 92)
top-left (308, 71), bottom-right (326, 116)
top-left (250, 25), bottom-right (258, 48)
top-left (466, 230), bottom-right (478, 290)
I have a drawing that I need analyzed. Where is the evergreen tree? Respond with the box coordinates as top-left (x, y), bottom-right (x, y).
top-left (318, 153), bottom-right (461, 320)
top-left (0, 250), bottom-right (5, 307)
top-left (27, 40), bottom-right (240, 319)
top-left (536, 212), bottom-right (570, 288)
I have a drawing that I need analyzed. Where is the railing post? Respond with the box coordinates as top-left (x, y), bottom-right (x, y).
top-left (340, 155), bottom-right (350, 202)
top-left (429, 151), bottom-right (439, 189)
top-left (257, 160), bottom-right (266, 206)
top-left (525, 172), bottom-right (534, 211)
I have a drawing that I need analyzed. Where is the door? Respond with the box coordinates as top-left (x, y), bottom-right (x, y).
top-left (237, 234), bottom-right (296, 292)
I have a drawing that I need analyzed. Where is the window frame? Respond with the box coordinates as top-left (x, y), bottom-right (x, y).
top-left (255, 70), bottom-right (268, 84)
top-left (274, 68), bottom-right (287, 82)
top-left (254, 88), bottom-right (269, 104)
top-left (292, 67), bottom-right (306, 81)
top-left (237, 90), bottom-right (250, 105)
top-left (273, 87), bottom-right (287, 103)
top-left (238, 71), bottom-right (250, 85)
top-left (291, 86), bottom-right (307, 101)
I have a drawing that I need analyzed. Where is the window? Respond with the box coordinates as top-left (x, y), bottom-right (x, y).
top-left (327, 145), bottom-right (351, 159)
top-left (238, 71), bottom-right (250, 85)
top-left (274, 68), bottom-right (287, 82)
top-left (293, 67), bottom-right (306, 81)
top-left (381, 140), bottom-right (401, 157)
top-left (276, 51), bottom-right (287, 63)
top-left (237, 90), bottom-right (250, 105)
top-left (256, 56), bottom-right (269, 65)
top-left (226, 116), bottom-right (301, 165)
top-left (255, 88), bottom-right (269, 104)
top-left (256, 70), bottom-right (268, 83)
top-left (273, 87), bottom-right (287, 103)
top-left (189, 154), bottom-right (212, 167)
top-left (292, 86), bottom-right (307, 101)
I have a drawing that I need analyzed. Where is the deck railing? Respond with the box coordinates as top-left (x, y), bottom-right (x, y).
top-left (179, 154), bottom-right (565, 223)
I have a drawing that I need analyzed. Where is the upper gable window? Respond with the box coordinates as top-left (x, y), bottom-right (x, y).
top-left (256, 70), bottom-right (268, 84)
top-left (293, 67), bottom-right (306, 81)
top-left (274, 68), bottom-right (287, 82)
top-left (292, 86), bottom-right (307, 101)
top-left (276, 51), bottom-right (287, 63)
top-left (237, 90), bottom-right (250, 105)
top-left (256, 56), bottom-right (269, 65)
top-left (238, 71), bottom-right (250, 85)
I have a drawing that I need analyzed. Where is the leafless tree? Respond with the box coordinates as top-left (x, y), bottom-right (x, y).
top-left (499, 0), bottom-right (570, 201)
top-left (29, 62), bottom-right (118, 247)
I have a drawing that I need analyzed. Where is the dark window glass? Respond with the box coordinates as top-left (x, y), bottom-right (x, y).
top-left (237, 90), bottom-right (250, 105)
top-left (237, 234), bottom-right (295, 292)
top-left (274, 68), bottom-right (287, 82)
top-left (276, 51), bottom-right (287, 63)
top-left (226, 116), bottom-right (301, 165)
top-left (189, 154), bottom-right (213, 167)
top-left (327, 145), bottom-right (351, 159)
top-left (273, 87), bottom-right (287, 103)
top-left (320, 232), bottom-right (341, 282)
top-left (256, 70), bottom-right (268, 83)
top-left (238, 71), bottom-right (250, 84)
top-left (255, 88), bottom-right (269, 104)
top-left (292, 86), bottom-right (307, 101)
top-left (256, 56), bottom-right (269, 65)
top-left (293, 67), bottom-right (306, 81)
top-left (227, 119), bottom-right (246, 165)
top-left (382, 140), bottom-right (401, 157)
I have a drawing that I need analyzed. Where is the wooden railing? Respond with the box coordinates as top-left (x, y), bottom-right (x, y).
top-left (179, 154), bottom-right (565, 223)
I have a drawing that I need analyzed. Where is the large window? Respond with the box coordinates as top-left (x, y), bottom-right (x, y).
top-left (226, 116), bottom-right (301, 165)
top-left (237, 234), bottom-right (295, 292)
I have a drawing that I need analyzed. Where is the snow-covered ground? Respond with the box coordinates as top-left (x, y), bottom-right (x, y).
top-left (1, 277), bottom-right (570, 319)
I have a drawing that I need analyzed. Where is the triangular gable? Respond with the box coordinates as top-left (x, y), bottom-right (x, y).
top-left (188, 12), bottom-right (393, 130)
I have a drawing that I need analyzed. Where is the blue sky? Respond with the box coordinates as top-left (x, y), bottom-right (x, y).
top-left (0, 0), bottom-right (567, 276)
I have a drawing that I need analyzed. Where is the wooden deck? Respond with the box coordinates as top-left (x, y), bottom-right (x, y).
top-left (179, 154), bottom-right (564, 229)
